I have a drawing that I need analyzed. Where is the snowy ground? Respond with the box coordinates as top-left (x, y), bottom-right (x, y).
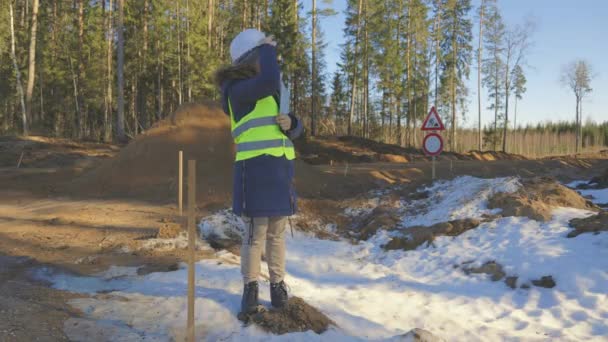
top-left (37, 177), bottom-right (608, 341)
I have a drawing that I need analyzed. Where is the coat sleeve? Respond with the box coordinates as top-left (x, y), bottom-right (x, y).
top-left (228, 44), bottom-right (281, 104)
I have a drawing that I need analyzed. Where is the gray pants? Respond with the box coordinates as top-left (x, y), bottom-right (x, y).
top-left (241, 217), bottom-right (287, 284)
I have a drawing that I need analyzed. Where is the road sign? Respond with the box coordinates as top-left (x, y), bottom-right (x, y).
top-left (421, 106), bottom-right (445, 131)
top-left (423, 133), bottom-right (443, 156)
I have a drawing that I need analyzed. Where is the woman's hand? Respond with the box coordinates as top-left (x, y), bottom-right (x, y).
top-left (276, 115), bottom-right (292, 131)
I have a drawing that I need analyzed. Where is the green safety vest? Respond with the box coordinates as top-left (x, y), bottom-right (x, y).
top-left (229, 95), bottom-right (296, 162)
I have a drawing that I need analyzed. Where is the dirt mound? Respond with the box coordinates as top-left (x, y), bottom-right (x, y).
top-left (383, 218), bottom-right (482, 251)
top-left (589, 169), bottom-right (608, 188)
top-left (531, 275), bottom-right (556, 288)
top-left (488, 177), bottom-right (599, 221)
top-left (238, 297), bottom-right (334, 335)
top-left (568, 212), bottom-right (608, 237)
top-left (68, 103), bottom-right (383, 205)
top-left (294, 136), bottom-right (527, 165)
top-left (69, 102), bottom-right (235, 206)
top-left (462, 261), bottom-right (506, 282)
top-left (355, 204), bottom-right (403, 240)
top-left (466, 150), bottom-right (527, 161)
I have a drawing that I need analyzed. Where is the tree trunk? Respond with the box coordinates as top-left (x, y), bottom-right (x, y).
top-left (104, 0), bottom-right (114, 142)
top-left (348, 0), bottom-right (363, 136)
top-left (311, 0), bottom-right (316, 136)
top-left (434, 3), bottom-right (441, 106)
top-left (477, 0), bottom-right (484, 150)
top-left (513, 96), bottom-right (517, 132)
top-left (140, 0), bottom-right (150, 127)
top-left (25, 0), bottom-right (39, 127)
top-left (9, 3), bottom-right (28, 136)
top-left (575, 96), bottom-right (580, 153)
top-left (186, 0), bottom-right (191, 102)
top-left (208, 0), bottom-right (214, 48)
top-left (406, 0), bottom-right (412, 147)
top-left (77, 0), bottom-right (85, 138)
top-left (117, 0), bottom-right (126, 141)
top-left (450, 18), bottom-right (457, 152)
top-left (502, 54), bottom-right (510, 152)
top-left (579, 99), bottom-right (583, 152)
top-left (493, 58), bottom-right (499, 150)
top-left (176, 0), bottom-right (183, 105)
top-left (363, 0), bottom-right (369, 139)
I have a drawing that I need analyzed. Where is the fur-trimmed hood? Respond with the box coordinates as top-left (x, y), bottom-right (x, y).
top-left (214, 64), bottom-right (258, 88)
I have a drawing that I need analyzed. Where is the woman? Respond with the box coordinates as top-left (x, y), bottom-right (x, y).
top-left (215, 29), bottom-right (303, 314)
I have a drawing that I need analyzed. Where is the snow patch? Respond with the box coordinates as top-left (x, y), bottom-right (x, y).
top-left (36, 177), bottom-right (608, 341)
top-left (141, 232), bottom-right (212, 252)
top-left (578, 188), bottom-right (608, 205)
top-left (199, 209), bottom-right (246, 239)
top-left (402, 176), bottom-right (520, 227)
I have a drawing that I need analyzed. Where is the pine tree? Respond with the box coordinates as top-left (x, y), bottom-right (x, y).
top-left (439, 0), bottom-right (473, 151)
top-left (511, 64), bottom-right (526, 130)
top-left (481, 2), bottom-right (504, 150)
top-left (329, 70), bottom-right (347, 133)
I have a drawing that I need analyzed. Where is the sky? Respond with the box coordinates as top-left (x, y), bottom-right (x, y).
top-left (303, 0), bottom-right (607, 127)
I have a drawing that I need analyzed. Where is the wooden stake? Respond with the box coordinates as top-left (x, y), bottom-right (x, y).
top-left (17, 151), bottom-right (24, 168)
top-left (187, 159), bottom-right (196, 342)
top-left (179, 150), bottom-right (183, 215)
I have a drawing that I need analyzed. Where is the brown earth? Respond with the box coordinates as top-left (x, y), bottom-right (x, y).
top-left (488, 177), bottom-right (600, 221)
top-left (295, 135), bottom-right (529, 165)
top-left (589, 168), bottom-right (608, 188)
top-left (1, 103), bottom-right (608, 339)
top-left (531, 276), bottom-right (556, 288)
top-left (383, 218), bottom-right (482, 251)
top-left (237, 297), bottom-right (334, 335)
top-left (568, 212), bottom-right (608, 237)
top-left (461, 261), bottom-right (506, 282)
top-left (0, 255), bottom-right (80, 341)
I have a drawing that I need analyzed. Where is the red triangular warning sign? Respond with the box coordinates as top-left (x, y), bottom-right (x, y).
top-left (421, 106), bottom-right (445, 131)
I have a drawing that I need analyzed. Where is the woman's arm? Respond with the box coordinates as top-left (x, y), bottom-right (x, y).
top-left (228, 44), bottom-right (281, 103)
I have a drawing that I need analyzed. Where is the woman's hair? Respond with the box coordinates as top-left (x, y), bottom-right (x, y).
top-left (214, 48), bottom-right (260, 88)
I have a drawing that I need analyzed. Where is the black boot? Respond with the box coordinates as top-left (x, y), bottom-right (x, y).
top-left (270, 281), bottom-right (288, 309)
top-left (241, 281), bottom-right (259, 313)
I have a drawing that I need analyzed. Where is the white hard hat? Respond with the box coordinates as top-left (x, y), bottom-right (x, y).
top-left (230, 29), bottom-right (266, 63)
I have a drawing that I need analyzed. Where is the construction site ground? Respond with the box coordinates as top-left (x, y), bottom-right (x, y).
top-left (1, 104), bottom-right (607, 340)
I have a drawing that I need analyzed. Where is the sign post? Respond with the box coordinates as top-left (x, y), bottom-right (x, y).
top-left (421, 107), bottom-right (445, 180)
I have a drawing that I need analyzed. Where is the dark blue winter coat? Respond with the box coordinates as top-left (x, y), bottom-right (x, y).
top-left (220, 44), bottom-right (304, 218)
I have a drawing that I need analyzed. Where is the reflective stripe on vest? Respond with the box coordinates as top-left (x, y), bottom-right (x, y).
top-left (236, 139), bottom-right (294, 152)
top-left (229, 95), bottom-right (296, 162)
top-left (231, 116), bottom-right (278, 139)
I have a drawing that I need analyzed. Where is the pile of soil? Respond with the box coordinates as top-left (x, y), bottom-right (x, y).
top-left (68, 103), bottom-right (385, 206)
top-left (354, 204), bottom-right (403, 240)
top-left (383, 218), bottom-right (482, 251)
top-left (238, 297), bottom-right (334, 335)
top-left (488, 177), bottom-right (599, 221)
top-left (68, 102), bottom-right (235, 207)
top-left (531, 275), bottom-right (556, 288)
top-left (461, 261), bottom-right (506, 282)
top-left (295, 136), bottom-right (527, 165)
top-left (568, 212), bottom-right (608, 237)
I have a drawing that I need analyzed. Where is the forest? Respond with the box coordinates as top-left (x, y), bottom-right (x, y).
top-left (0, 0), bottom-right (605, 155)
